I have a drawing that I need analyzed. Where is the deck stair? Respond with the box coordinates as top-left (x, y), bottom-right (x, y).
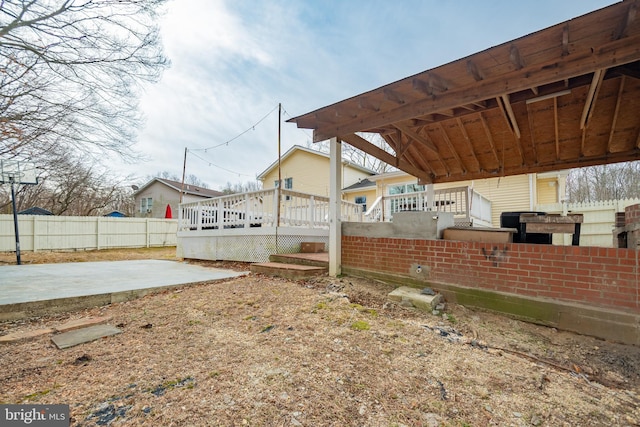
top-left (250, 248), bottom-right (329, 280)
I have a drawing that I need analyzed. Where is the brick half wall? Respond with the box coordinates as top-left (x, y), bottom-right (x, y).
top-left (342, 235), bottom-right (640, 344)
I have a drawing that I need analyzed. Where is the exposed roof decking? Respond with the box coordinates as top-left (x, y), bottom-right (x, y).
top-left (288, 1), bottom-right (640, 184)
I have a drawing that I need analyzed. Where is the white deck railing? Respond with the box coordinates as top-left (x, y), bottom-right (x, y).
top-left (179, 188), bottom-right (363, 231)
top-left (364, 186), bottom-right (492, 226)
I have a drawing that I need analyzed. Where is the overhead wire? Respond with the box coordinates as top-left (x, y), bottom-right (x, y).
top-left (191, 104), bottom-right (280, 152)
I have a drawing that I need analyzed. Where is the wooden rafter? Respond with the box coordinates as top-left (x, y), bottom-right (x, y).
top-left (383, 88), bottom-right (405, 105)
top-left (607, 75), bottom-right (626, 153)
top-left (438, 123), bottom-right (466, 174)
top-left (466, 60), bottom-right (484, 81)
top-left (392, 123), bottom-right (449, 175)
top-left (554, 97), bottom-right (560, 160)
top-left (456, 118), bottom-right (481, 172)
top-left (562, 24), bottom-right (570, 56)
top-left (615, 1), bottom-right (637, 39)
top-left (404, 140), bottom-right (436, 176)
top-left (510, 44), bottom-right (525, 70)
top-left (358, 97), bottom-right (380, 112)
top-left (497, 95), bottom-right (521, 139)
top-left (526, 103), bottom-right (538, 163)
top-left (478, 112), bottom-right (501, 168)
top-left (580, 68), bottom-right (605, 130)
top-left (339, 133), bottom-right (433, 183)
top-left (392, 123), bottom-right (438, 154)
top-left (394, 129), bottom-right (413, 160)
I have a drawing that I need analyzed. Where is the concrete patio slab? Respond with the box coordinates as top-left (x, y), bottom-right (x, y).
top-left (0, 260), bottom-right (248, 321)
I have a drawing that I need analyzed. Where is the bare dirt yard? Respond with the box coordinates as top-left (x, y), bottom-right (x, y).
top-left (1, 247), bottom-right (639, 426)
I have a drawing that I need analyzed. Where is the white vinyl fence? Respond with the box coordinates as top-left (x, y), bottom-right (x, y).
top-left (0, 215), bottom-right (177, 252)
top-left (537, 198), bottom-right (640, 247)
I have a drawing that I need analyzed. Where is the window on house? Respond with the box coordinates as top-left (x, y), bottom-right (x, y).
top-left (140, 197), bottom-right (153, 213)
top-left (274, 180), bottom-right (280, 188)
top-left (355, 196), bottom-right (367, 213)
top-left (388, 183), bottom-right (425, 195)
top-left (284, 177), bottom-right (293, 189)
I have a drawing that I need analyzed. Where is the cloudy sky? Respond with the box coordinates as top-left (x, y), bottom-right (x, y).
top-left (122, 0), bottom-right (615, 190)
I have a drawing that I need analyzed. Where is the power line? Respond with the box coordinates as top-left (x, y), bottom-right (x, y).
top-left (187, 149), bottom-right (253, 177)
top-left (191, 104), bottom-right (280, 152)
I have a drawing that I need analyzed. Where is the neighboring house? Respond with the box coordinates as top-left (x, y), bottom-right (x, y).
top-left (17, 207), bottom-right (53, 216)
top-left (256, 145), bottom-right (568, 228)
top-left (358, 170), bottom-right (568, 226)
top-left (133, 178), bottom-right (223, 218)
top-left (104, 211), bottom-right (127, 218)
top-left (257, 145), bottom-right (376, 196)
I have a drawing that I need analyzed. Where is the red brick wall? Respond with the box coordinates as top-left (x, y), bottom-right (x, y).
top-left (342, 236), bottom-right (640, 312)
top-left (626, 203), bottom-right (640, 226)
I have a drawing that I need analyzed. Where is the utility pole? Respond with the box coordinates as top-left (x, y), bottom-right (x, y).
top-left (10, 176), bottom-right (21, 265)
top-left (180, 147), bottom-right (187, 203)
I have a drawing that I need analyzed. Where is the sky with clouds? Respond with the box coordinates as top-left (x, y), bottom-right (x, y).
top-left (121, 0), bottom-right (616, 190)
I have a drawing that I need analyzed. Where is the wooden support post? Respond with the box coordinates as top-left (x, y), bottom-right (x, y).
top-left (329, 137), bottom-right (342, 276)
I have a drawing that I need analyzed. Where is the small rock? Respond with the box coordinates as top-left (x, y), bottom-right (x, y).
top-left (484, 404), bottom-right (493, 413)
top-left (421, 287), bottom-right (435, 296)
top-left (530, 414), bottom-right (542, 426)
top-left (432, 310), bottom-right (440, 316)
top-left (422, 412), bottom-right (441, 427)
top-left (513, 412), bottom-right (522, 418)
top-left (435, 303), bottom-right (445, 311)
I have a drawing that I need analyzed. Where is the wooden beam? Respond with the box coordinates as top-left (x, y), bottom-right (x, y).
top-left (438, 123), bottom-right (466, 174)
top-left (392, 123), bottom-right (439, 154)
top-left (562, 24), bottom-right (570, 56)
top-left (510, 44), bottom-right (525, 70)
top-left (580, 68), bottom-right (605, 130)
top-left (466, 60), bottom-right (484, 81)
top-left (311, 33), bottom-right (640, 142)
top-left (358, 97), bottom-right (380, 112)
top-left (404, 140), bottom-right (436, 176)
top-left (456, 118), bottom-right (481, 172)
top-left (497, 94), bottom-right (521, 139)
top-left (383, 88), bottom-right (405, 105)
top-left (394, 129), bottom-right (413, 160)
top-left (615, 1), bottom-right (637, 39)
top-left (478, 112), bottom-right (502, 168)
top-left (526, 103), bottom-right (538, 163)
top-left (412, 78), bottom-right (432, 96)
top-left (554, 97), bottom-right (560, 160)
top-left (412, 73), bottom-right (449, 97)
top-left (607, 75), bottom-right (626, 153)
top-left (496, 96), bottom-right (525, 164)
top-left (339, 133), bottom-right (433, 183)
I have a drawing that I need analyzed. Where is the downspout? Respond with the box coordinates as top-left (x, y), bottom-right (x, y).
top-left (529, 174), bottom-right (535, 211)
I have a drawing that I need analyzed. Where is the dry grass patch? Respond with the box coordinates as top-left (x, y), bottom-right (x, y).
top-left (0, 249), bottom-right (639, 425)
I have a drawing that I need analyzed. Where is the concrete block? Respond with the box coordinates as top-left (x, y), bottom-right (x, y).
top-left (54, 316), bottom-right (112, 333)
top-left (0, 328), bottom-right (55, 344)
top-left (388, 286), bottom-right (443, 312)
top-left (51, 325), bottom-right (122, 349)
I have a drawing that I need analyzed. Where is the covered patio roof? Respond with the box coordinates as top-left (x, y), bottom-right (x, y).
top-left (288, 1), bottom-right (640, 184)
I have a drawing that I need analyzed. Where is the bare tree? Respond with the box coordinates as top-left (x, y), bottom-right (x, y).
top-left (0, 0), bottom-right (168, 163)
top-left (566, 162), bottom-right (640, 202)
top-left (306, 133), bottom-right (394, 173)
top-left (221, 180), bottom-right (262, 195)
top-left (0, 150), bottom-right (137, 216)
